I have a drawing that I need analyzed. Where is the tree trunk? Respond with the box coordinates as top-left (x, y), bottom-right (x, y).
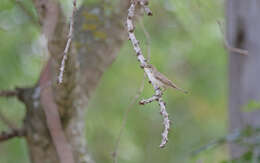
top-left (13, 1), bottom-right (129, 163)
top-left (227, 0), bottom-right (260, 159)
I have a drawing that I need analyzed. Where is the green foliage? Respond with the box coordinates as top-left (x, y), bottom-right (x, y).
top-left (221, 150), bottom-right (258, 163)
top-left (243, 100), bottom-right (260, 112)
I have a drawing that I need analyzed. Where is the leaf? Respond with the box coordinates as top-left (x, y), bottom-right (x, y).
top-left (243, 100), bottom-right (260, 112)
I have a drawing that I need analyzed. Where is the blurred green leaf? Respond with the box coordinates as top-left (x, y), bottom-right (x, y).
top-left (243, 100), bottom-right (260, 112)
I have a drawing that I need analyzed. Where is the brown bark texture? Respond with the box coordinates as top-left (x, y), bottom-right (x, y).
top-left (227, 0), bottom-right (260, 159)
top-left (2, 0), bottom-right (130, 163)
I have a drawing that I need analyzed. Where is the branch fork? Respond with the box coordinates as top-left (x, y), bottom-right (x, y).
top-left (139, 89), bottom-right (163, 105)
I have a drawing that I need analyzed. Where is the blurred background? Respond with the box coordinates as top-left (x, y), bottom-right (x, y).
top-left (0, 0), bottom-right (228, 162)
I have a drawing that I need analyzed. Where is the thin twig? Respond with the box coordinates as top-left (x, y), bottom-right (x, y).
top-left (139, 95), bottom-right (157, 104)
top-left (58, 0), bottom-right (77, 84)
top-left (217, 20), bottom-right (248, 56)
top-left (191, 129), bottom-right (242, 156)
top-left (138, 18), bottom-right (151, 61)
top-left (112, 77), bottom-right (145, 163)
top-left (0, 128), bottom-right (25, 142)
top-left (127, 0), bottom-right (170, 148)
top-left (191, 127), bottom-right (260, 156)
top-left (0, 90), bottom-right (17, 97)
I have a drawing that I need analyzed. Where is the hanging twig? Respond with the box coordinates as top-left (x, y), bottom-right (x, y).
top-left (127, 0), bottom-right (170, 148)
top-left (58, 0), bottom-right (78, 84)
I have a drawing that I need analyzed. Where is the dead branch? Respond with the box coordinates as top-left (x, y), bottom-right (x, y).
top-left (58, 0), bottom-right (78, 84)
top-left (0, 128), bottom-right (25, 142)
top-left (127, 0), bottom-right (170, 148)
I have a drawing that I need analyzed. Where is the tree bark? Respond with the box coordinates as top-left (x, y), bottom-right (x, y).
top-left (227, 0), bottom-right (260, 159)
top-left (11, 0), bottom-right (129, 163)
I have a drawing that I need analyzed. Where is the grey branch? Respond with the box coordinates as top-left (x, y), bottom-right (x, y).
top-left (58, 0), bottom-right (78, 84)
top-left (127, 0), bottom-right (170, 148)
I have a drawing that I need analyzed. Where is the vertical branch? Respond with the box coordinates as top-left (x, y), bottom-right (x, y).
top-left (40, 60), bottom-right (75, 163)
top-left (58, 0), bottom-right (78, 84)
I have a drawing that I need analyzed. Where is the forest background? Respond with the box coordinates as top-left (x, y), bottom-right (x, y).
top-left (0, 0), bottom-right (228, 162)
